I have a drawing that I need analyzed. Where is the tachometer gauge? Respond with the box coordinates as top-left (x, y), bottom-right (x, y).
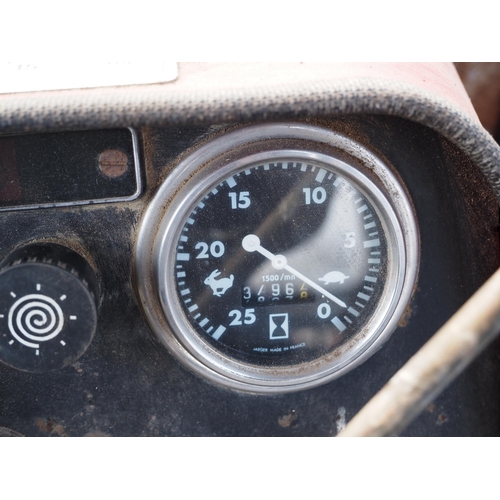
top-left (135, 123), bottom-right (419, 393)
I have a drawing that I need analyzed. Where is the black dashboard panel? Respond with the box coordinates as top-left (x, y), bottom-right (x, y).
top-left (0, 115), bottom-right (498, 436)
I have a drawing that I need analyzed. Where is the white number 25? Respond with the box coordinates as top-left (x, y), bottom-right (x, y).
top-left (228, 309), bottom-right (256, 326)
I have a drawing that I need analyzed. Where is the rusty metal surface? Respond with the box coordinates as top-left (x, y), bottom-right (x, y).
top-left (174, 63), bottom-right (478, 117)
top-left (98, 149), bottom-right (130, 178)
top-left (455, 62), bottom-right (500, 138)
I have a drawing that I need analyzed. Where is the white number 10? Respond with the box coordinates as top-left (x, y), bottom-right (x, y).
top-left (303, 187), bottom-right (327, 205)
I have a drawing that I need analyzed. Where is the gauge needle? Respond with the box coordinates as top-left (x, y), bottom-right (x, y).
top-left (242, 234), bottom-right (347, 308)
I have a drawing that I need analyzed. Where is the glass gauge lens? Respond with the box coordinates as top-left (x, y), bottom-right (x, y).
top-left (174, 160), bottom-right (387, 366)
top-left (136, 123), bottom-right (419, 393)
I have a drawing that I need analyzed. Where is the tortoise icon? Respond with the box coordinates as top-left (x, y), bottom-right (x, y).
top-left (318, 271), bottom-right (349, 285)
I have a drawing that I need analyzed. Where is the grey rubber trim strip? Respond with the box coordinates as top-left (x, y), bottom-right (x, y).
top-left (1, 76), bottom-right (500, 199)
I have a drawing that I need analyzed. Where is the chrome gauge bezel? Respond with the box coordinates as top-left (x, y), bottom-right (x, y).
top-left (135, 123), bottom-right (419, 393)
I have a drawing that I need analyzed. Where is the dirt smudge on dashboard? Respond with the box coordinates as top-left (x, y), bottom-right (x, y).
top-left (440, 136), bottom-right (499, 290)
top-left (35, 417), bottom-right (68, 436)
top-left (335, 407), bottom-right (347, 434)
top-left (278, 409), bottom-right (298, 428)
top-left (398, 302), bottom-right (414, 328)
top-left (437, 413), bottom-right (448, 425)
top-left (84, 430), bottom-right (111, 437)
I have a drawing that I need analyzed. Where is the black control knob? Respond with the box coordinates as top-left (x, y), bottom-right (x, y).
top-left (0, 244), bottom-right (98, 372)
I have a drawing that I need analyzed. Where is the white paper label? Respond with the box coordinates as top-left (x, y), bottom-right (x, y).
top-left (0, 63), bottom-right (178, 94)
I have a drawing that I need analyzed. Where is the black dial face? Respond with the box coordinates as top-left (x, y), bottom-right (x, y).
top-left (171, 157), bottom-right (389, 366)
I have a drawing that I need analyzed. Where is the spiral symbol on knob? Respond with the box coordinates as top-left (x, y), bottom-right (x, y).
top-left (8, 294), bottom-right (64, 348)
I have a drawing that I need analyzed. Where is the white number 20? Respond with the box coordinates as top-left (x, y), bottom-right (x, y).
top-left (195, 241), bottom-right (225, 259)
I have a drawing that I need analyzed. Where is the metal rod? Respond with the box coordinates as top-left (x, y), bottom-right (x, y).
top-left (338, 266), bottom-right (500, 437)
